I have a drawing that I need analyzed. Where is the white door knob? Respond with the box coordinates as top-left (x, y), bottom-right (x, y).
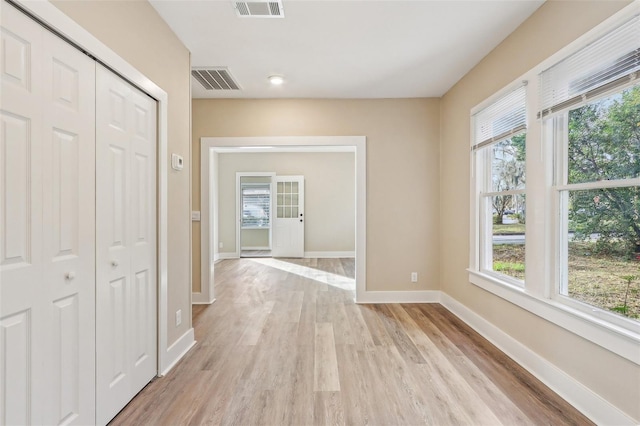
top-left (65, 271), bottom-right (76, 280)
top-left (111, 260), bottom-right (119, 267)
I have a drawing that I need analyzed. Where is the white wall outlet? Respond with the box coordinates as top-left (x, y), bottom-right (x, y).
top-left (219, 242), bottom-right (223, 249)
top-left (171, 153), bottom-right (184, 171)
top-left (411, 272), bottom-right (418, 283)
top-left (175, 309), bottom-right (182, 326)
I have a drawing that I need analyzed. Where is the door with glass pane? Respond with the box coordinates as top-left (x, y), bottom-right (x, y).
top-left (272, 176), bottom-right (304, 258)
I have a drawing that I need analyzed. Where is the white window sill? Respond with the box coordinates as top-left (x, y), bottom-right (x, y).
top-left (468, 269), bottom-right (640, 365)
top-left (241, 226), bottom-right (271, 230)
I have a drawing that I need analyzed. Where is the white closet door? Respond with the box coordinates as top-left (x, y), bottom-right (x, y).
top-left (0, 6), bottom-right (46, 424)
top-left (95, 64), bottom-right (157, 425)
top-left (40, 23), bottom-right (97, 426)
top-left (1, 3), bottom-right (96, 425)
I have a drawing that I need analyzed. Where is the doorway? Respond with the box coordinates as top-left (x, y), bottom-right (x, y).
top-left (199, 137), bottom-right (366, 304)
top-left (237, 173), bottom-right (275, 258)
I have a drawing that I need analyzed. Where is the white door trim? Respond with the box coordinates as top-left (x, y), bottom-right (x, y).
top-left (200, 136), bottom-right (366, 303)
top-left (14, 0), bottom-right (174, 374)
top-left (236, 172), bottom-right (276, 257)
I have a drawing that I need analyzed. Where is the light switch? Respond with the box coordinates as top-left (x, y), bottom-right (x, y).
top-left (191, 211), bottom-right (201, 221)
top-left (171, 154), bottom-right (184, 171)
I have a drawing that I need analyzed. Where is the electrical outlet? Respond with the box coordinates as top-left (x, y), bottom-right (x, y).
top-left (175, 309), bottom-right (182, 326)
top-left (219, 242), bottom-right (223, 249)
top-left (411, 272), bottom-right (418, 283)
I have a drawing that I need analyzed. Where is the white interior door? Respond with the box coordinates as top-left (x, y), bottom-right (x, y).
top-left (272, 176), bottom-right (305, 258)
top-left (1, 3), bottom-right (96, 424)
top-left (95, 64), bottom-right (157, 425)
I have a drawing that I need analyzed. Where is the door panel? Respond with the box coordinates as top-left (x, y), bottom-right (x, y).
top-left (41, 29), bottom-right (96, 426)
top-left (1, 6), bottom-right (45, 425)
top-left (51, 294), bottom-right (80, 424)
top-left (1, 112), bottom-right (31, 267)
top-left (1, 4), bottom-right (96, 425)
top-left (0, 311), bottom-right (31, 425)
top-left (272, 176), bottom-right (305, 258)
top-left (51, 129), bottom-right (79, 258)
top-left (128, 87), bottom-right (157, 390)
top-left (96, 64), bottom-right (157, 425)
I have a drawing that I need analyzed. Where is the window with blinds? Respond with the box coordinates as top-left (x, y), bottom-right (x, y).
top-left (539, 14), bottom-right (639, 118)
top-left (473, 84), bottom-right (527, 150)
top-left (542, 12), bottom-right (640, 326)
top-left (467, 3), bottom-right (640, 361)
top-left (241, 183), bottom-right (271, 228)
top-left (472, 83), bottom-right (528, 284)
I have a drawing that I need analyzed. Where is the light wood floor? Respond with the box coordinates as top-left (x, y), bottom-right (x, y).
top-left (110, 258), bottom-right (591, 425)
top-left (277, 257), bottom-right (355, 280)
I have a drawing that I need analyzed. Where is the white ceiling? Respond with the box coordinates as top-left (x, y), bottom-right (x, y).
top-left (149, 0), bottom-right (544, 99)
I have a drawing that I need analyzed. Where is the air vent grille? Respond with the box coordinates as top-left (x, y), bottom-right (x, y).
top-left (234, 1), bottom-right (284, 18)
top-left (191, 68), bottom-right (241, 91)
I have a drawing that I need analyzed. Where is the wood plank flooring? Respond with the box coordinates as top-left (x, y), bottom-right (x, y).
top-left (110, 258), bottom-right (592, 425)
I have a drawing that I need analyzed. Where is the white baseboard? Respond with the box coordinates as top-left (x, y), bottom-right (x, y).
top-left (220, 250), bottom-right (355, 259)
top-left (440, 293), bottom-right (636, 425)
top-left (304, 251), bottom-right (355, 258)
top-left (218, 252), bottom-right (239, 260)
top-left (356, 290), bottom-right (440, 304)
top-left (160, 328), bottom-right (196, 377)
top-left (192, 292), bottom-right (216, 305)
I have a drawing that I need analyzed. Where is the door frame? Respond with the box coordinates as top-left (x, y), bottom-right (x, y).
top-left (200, 136), bottom-right (366, 303)
top-left (14, 0), bottom-right (176, 374)
top-left (236, 172), bottom-right (276, 257)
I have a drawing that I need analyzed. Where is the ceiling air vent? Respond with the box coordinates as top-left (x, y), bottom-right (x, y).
top-left (191, 68), bottom-right (241, 91)
top-left (234, 0), bottom-right (284, 18)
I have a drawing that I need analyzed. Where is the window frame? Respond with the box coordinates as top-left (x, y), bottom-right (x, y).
top-left (240, 182), bottom-right (272, 230)
top-left (468, 2), bottom-right (640, 366)
top-left (547, 86), bottom-right (640, 333)
top-left (470, 82), bottom-right (529, 290)
top-left (475, 134), bottom-right (528, 288)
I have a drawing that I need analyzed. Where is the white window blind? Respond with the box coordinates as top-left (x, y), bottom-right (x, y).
top-left (241, 184), bottom-right (270, 228)
top-left (539, 14), bottom-right (640, 117)
top-left (473, 84), bottom-right (527, 149)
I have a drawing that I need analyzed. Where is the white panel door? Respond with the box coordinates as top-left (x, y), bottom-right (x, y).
top-left (40, 24), bottom-right (96, 426)
top-left (95, 64), bottom-right (157, 426)
top-left (1, 3), bottom-right (96, 425)
top-left (0, 7), bottom-right (45, 424)
top-left (272, 176), bottom-right (305, 258)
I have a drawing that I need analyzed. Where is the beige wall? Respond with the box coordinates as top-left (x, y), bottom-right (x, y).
top-left (193, 99), bottom-right (440, 292)
top-left (52, 0), bottom-right (192, 345)
top-left (219, 152), bottom-right (355, 254)
top-left (439, 0), bottom-right (639, 421)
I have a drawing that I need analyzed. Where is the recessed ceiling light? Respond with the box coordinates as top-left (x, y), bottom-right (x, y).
top-left (269, 75), bottom-right (284, 85)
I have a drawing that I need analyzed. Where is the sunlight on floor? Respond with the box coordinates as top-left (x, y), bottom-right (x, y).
top-left (249, 257), bottom-right (355, 292)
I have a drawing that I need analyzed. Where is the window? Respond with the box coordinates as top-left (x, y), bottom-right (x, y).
top-left (241, 183), bottom-right (271, 229)
top-left (469, 6), bottom-right (640, 362)
top-left (472, 85), bottom-right (527, 284)
top-left (541, 12), bottom-right (640, 325)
